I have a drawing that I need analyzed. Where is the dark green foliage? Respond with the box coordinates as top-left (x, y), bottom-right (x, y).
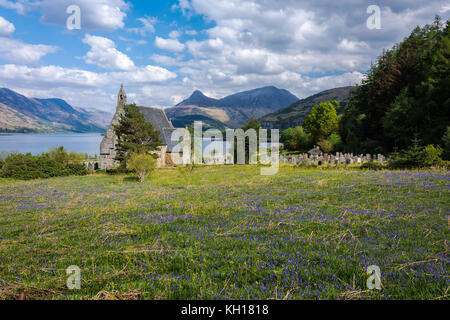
top-left (0, 152), bottom-right (87, 180)
top-left (280, 126), bottom-right (310, 151)
top-left (241, 116), bottom-right (261, 132)
top-left (442, 127), bottom-right (450, 160)
top-left (106, 167), bottom-right (131, 175)
top-left (388, 137), bottom-right (443, 169)
top-left (303, 100), bottom-right (340, 143)
top-left (113, 103), bottom-right (162, 167)
top-left (341, 17), bottom-right (450, 154)
top-left (0, 127), bottom-right (40, 133)
top-left (360, 162), bottom-right (386, 170)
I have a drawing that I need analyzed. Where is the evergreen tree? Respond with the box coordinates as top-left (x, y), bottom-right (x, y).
top-left (113, 103), bottom-right (162, 167)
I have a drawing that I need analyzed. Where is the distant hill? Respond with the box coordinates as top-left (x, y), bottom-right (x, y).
top-left (177, 90), bottom-right (221, 108)
top-left (166, 86), bottom-right (299, 128)
top-left (0, 88), bottom-right (111, 133)
top-left (260, 86), bottom-right (354, 130)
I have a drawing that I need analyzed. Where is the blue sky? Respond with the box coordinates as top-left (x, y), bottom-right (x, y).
top-left (0, 0), bottom-right (448, 112)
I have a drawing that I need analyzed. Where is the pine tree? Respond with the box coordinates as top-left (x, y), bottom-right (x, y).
top-left (113, 103), bottom-right (162, 167)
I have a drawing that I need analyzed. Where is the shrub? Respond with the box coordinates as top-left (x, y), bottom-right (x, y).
top-left (360, 162), bottom-right (386, 170)
top-left (66, 163), bottom-right (89, 176)
top-left (317, 139), bottom-right (333, 153)
top-left (178, 161), bottom-right (197, 189)
top-left (0, 152), bottom-right (88, 180)
top-left (127, 153), bottom-right (157, 182)
top-left (389, 138), bottom-right (443, 169)
top-left (442, 127), bottom-right (450, 160)
top-left (421, 145), bottom-right (443, 166)
top-left (1, 153), bottom-right (43, 180)
top-left (281, 126), bottom-right (309, 151)
top-left (45, 146), bottom-right (85, 164)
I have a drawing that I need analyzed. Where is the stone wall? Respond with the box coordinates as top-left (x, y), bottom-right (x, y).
top-left (280, 152), bottom-right (387, 166)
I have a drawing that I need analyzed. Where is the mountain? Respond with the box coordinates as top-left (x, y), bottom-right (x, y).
top-left (0, 88), bottom-right (111, 133)
top-left (72, 106), bottom-right (113, 129)
top-left (259, 86), bottom-right (354, 130)
top-left (178, 90), bottom-right (221, 108)
top-left (166, 86), bottom-right (299, 128)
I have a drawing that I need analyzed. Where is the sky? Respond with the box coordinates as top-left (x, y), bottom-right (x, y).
top-left (0, 0), bottom-right (448, 112)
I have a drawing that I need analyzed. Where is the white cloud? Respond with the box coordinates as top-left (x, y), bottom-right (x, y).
top-left (173, 0), bottom-right (193, 16)
top-left (82, 34), bottom-right (135, 70)
top-left (118, 36), bottom-right (147, 45)
top-left (337, 39), bottom-right (370, 53)
top-left (186, 37), bottom-right (224, 57)
top-left (0, 63), bottom-right (177, 110)
top-left (128, 16), bottom-right (157, 36)
top-left (162, 0), bottom-right (449, 105)
top-left (109, 65), bottom-right (177, 84)
top-left (17, 0), bottom-right (129, 31)
top-left (2, 0), bottom-right (449, 111)
top-left (151, 54), bottom-right (185, 66)
top-left (0, 16), bottom-right (15, 36)
top-left (0, 37), bottom-right (57, 64)
top-left (155, 36), bottom-right (185, 52)
top-left (0, 63), bottom-right (176, 89)
top-left (169, 30), bottom-right (181, 38)
top-left (299, 72), bottom-right (365, 94)
top-left (0, 0), bottom-right (28, 14)
top-left (0, 64), bottom-right (103, 87)
top-left (441, 4), bottom-right (450, 13)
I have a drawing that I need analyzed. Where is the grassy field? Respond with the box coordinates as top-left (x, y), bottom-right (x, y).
top-left (0, 165), bottom-right (448, 300)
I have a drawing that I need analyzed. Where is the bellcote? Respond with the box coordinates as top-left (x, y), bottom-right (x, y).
top-left (118, 84), bottom-right (127, 107)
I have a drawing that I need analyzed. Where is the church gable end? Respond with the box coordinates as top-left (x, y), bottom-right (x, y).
top-left (100, 86), bottom-right (177, 170)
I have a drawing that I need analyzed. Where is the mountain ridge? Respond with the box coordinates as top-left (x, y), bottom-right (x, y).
top-left (0, 88), bottom-right (111, 133)
top-left (168, 86), bottom-right (299, 128)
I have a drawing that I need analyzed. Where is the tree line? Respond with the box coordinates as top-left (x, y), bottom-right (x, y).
top-left (280, 17), bottom-right (449, 163)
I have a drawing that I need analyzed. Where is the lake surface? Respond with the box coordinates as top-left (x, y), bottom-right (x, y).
top-left (0, 133), bottom-right (103, 156)
top-left (0, 133), bottom-right (282, 157)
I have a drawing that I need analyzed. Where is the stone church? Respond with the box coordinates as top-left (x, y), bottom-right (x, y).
top-left (100, 85), bottom-right (179, 169)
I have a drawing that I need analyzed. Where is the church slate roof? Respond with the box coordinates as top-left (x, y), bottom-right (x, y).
top-left (137, 106), bottom-right (177, 152)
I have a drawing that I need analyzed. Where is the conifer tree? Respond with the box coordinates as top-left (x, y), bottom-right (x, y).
top-left (113, 103), bottom-right (162, 167)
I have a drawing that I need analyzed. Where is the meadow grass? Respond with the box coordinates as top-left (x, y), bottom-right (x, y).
top-left (0, 165), bottom-right (448, 300)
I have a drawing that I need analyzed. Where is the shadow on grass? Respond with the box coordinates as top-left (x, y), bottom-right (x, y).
top-left (124, 176), bottom-right (140, 182)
